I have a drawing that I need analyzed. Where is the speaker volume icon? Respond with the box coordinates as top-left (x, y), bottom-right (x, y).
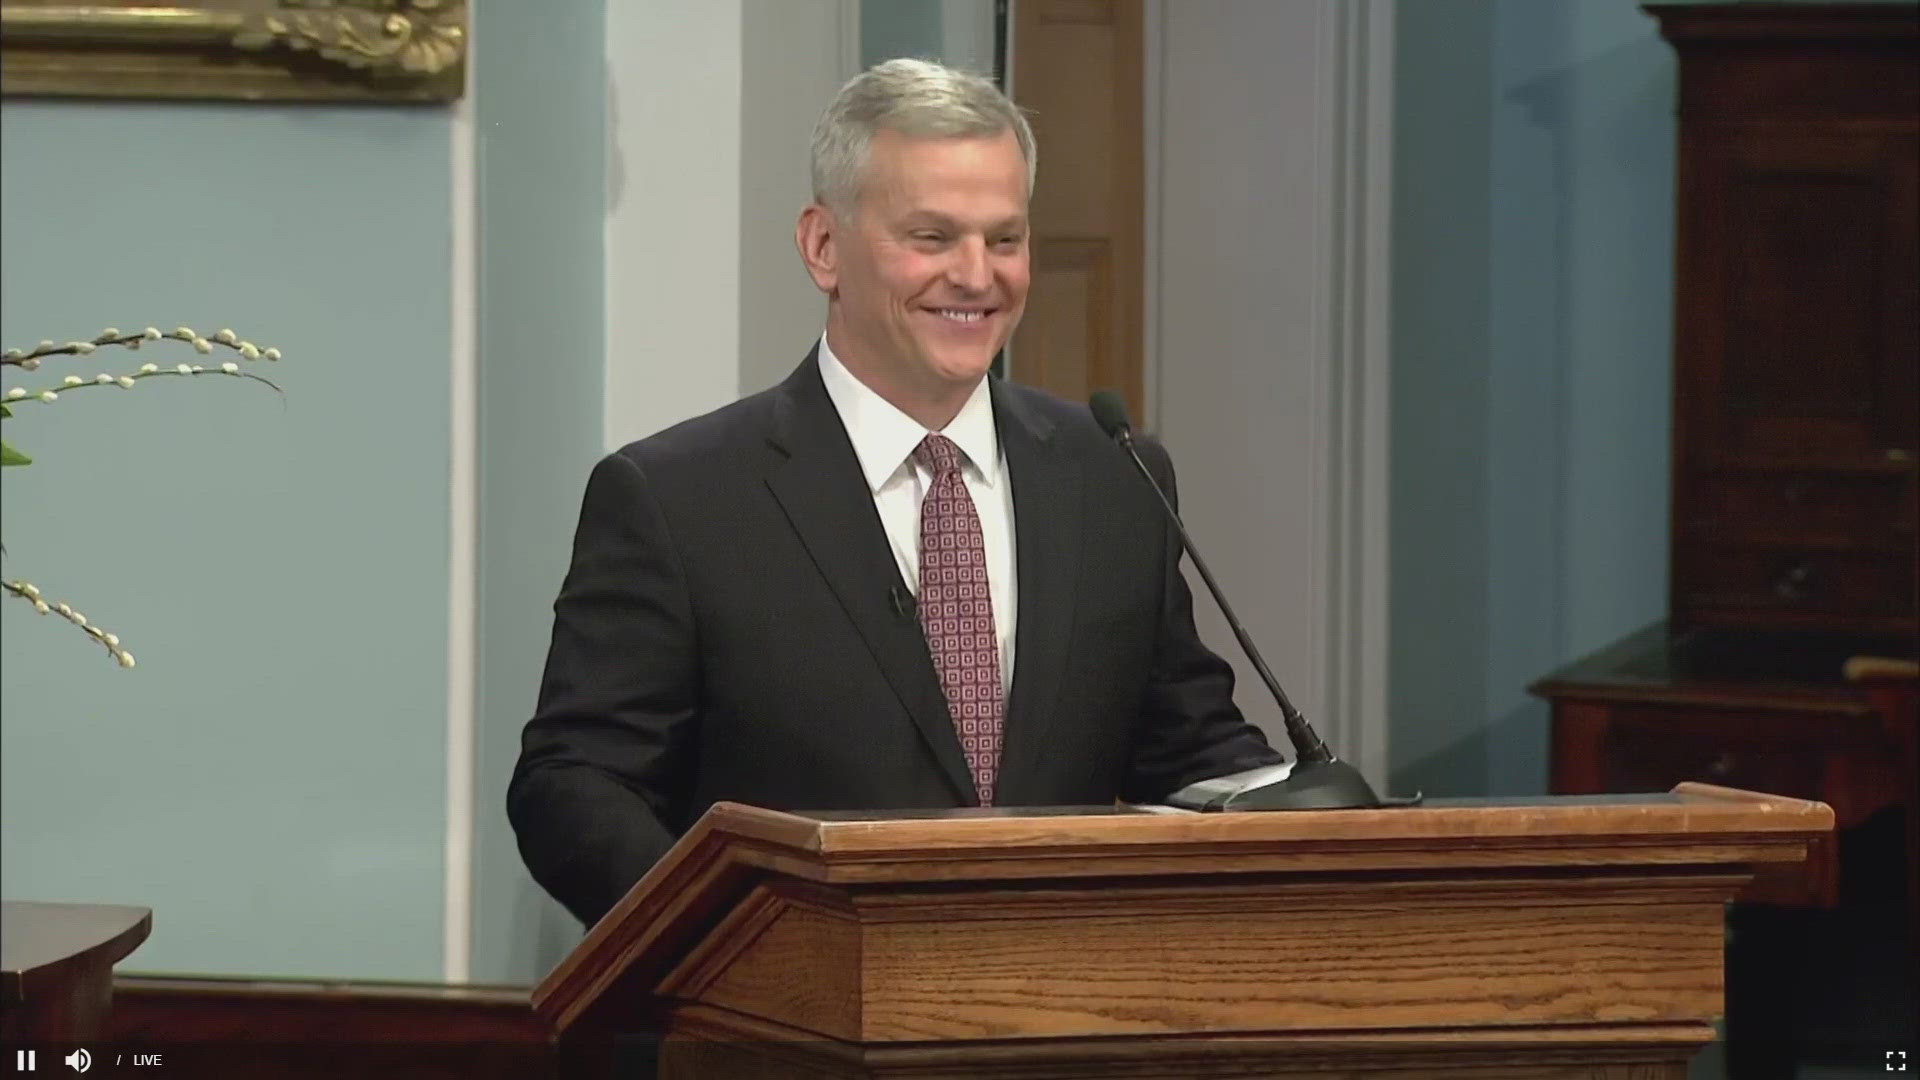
top-left (61, 1049), bottom-right (90, 1073)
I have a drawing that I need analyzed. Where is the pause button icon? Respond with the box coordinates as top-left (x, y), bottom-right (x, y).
top-left (13, 1049), bottom-right (34, 1070)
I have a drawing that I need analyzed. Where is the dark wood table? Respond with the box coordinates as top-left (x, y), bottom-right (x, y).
top-left (1532, 620), bottom-right (1914, 909)
top-left (2, 901), bottom-right (152, 1043)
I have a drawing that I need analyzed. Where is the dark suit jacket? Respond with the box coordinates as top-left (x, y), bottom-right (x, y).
top-left (508, 351), bottom-right (1281, 926)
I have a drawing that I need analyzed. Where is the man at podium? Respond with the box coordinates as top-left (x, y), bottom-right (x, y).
top-left (508, 59), bottom-right (1281, 928)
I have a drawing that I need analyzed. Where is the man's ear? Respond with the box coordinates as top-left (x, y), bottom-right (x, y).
top-left (795, 203), bottom-right (839, 295)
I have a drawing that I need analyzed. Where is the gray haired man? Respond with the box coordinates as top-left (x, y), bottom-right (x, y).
top-left (510, 57), bottom-right (1278, 929)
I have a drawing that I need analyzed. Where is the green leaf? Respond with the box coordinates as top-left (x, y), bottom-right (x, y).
top-left (1, 439), bottom-right (31, 467)
top-left (1, 403), bottom-right (11, 417)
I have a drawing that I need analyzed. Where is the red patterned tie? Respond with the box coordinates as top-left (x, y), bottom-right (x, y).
top-left (914, 433), bottom-right (1004, 806)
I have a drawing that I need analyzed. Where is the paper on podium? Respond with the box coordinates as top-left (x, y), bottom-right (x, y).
top-left (1158, 760), bottom-right (1297, 812)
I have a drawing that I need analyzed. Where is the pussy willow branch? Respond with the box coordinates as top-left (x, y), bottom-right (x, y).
top-left (3, 327), bottom-right (282, 369)
top-left (2, 579), bottom-right (135, 668)
top-left (1, 326), bottom-right (287, 670)
top-left (6, 364), bottom-right (285, 404)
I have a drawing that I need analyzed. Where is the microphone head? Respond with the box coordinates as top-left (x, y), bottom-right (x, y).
top-left (1088, 390), bottom-right (1132, 439)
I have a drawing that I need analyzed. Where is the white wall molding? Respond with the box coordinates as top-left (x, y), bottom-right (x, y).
top-left (738, 0), bottom-right (863, 395)
top-left (604, 1), bottom-right (855, 442)
top-left (1321, 0), bottom-right (1395, 789)
top-left (839, 0), bottom-right (863, 80)
top-left (940, 0), bottom-right (998, 78)
top-left (604, 1), bottom-right (746, 450)
top-left (1147, 1), bottom-right (1393, 785)
top-left (443, 57), bottom-right (478, 985)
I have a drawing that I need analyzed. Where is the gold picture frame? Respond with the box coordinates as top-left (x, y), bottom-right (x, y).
top-left (1, 0), bottom-right (466, 103)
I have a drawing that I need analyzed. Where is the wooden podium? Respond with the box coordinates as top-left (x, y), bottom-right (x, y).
top-left (534, 784), bottom-right (1830, 1079)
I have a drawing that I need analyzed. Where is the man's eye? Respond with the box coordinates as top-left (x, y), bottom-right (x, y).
top-left (993, 235), bottom-right (1024, 248)
top-left (911, 232), bottom-right (946, 243)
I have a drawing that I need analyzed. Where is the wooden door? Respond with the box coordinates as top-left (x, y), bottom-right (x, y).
top-left (1008, 0), bottom-right (1145, 422)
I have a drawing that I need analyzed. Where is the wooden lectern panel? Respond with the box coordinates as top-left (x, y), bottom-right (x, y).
top-left (667, 873), bottom-right (1732, 1044)
top-left (536, 785), bottom-right (1831, 1079)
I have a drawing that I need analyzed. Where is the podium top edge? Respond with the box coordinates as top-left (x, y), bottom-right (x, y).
top-left (701, 784), bottom-right (1833, 857)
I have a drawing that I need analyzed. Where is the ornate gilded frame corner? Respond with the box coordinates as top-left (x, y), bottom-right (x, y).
top-left (1, 1), bottom-right (466, 103)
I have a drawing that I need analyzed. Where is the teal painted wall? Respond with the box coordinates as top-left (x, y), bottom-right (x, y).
top-left (0, 102), bottom-right (453, 979)
top-left (467, 0), bottom-right (607, 985)
top-left (1389, 0), bottom-right (1676, 799)
top-left (0, 0), bottom-right (609, 985)
top-left (1388, 0), bottom-right (1497, 799)
top-left (1485, 0), bottom-right (1676, 793)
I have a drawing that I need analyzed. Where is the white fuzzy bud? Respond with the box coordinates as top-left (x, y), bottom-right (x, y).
top-left (173, 327), bottom-right (196, 340)
top-left (95, 373), bottom-right (114, 385)
top-left (21, 583), bottom-right (40, 599)
top-left (2, 348), bottom-right (20, 360)
top-left (98, 328), bottom-right (121, 341)
top-left (117, 376), bottom-right (135, 389)
top-left (221, 362), bottom-right (239, 374)
top-left (215, 328), bottom-right (237, 344)
top-left (37, 391), bottom-right (56, 403)
top-left (71, 611), bottom-right (89, 627)
top-left (263, 348), bottom-right (282, 361)
top-left (33, 600), bottom-right (49, 615)
top-left (55, 602), bottom-right (71, 616)
top-left (116, 651), bottom-right (136, 669)
top-left (192, 338), bottom-right (212, 354)
top-left (103, 632), bottom-right (119, 647)
top-left (239, 343), bottom-right (261, 360)
top-left (191, 365), bottom-right (206, 373)
top-left (143, 327), bottom-right (162, 340)
top-left (62, 375), bottom-right (84, 386)
top-left (5, 387), bottom-right (24, 400)
top-left (140, 363), bottom-right (159, 374)
top-left (176, 363), bottom-right (193, 375)
top-left (71, 341), bottom-right (96, 355)
top-left (18, 358), bottom-right (37, 371)
top-left (37, 340), bottom-right (54, 350)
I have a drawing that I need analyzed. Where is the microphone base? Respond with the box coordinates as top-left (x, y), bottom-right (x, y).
top-left (1210, 757), bottom-right (1393, 812)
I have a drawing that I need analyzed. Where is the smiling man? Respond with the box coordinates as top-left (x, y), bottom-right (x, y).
top-left (797, 120), bottom-right (1029, 431)
top-left (509, 59), bottom-right (1281, 929)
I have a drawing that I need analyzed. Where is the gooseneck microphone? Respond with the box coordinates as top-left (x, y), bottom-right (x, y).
top-left (1089, 390), bottom-right (1389, 811)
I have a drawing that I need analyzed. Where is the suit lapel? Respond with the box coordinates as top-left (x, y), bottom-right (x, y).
top-left (992, 383), bottom-right (1083, 806)
top-left (762, 355), bottom-right (978, 804)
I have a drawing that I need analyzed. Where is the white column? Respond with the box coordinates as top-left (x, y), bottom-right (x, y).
top-left (443, 50), bottom-right (478, 985)
top-left (1147, 0), bottom-right (1393, 785)
top-left (738, 0), bottom-right (865, 395)
top-left (604, 0), bottom-right (747, 449)
top-left (605, 0), bottom-right (860, 443)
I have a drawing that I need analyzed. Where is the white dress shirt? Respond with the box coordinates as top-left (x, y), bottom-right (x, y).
top-left (816, 334), bottom-right (1018, 692)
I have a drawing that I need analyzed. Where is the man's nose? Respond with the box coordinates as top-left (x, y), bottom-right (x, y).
top-left (945, 236), bottom-right (992, 292)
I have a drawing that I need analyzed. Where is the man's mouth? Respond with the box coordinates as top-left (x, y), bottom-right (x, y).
top-left (925, 307), bottom-right (994, 324)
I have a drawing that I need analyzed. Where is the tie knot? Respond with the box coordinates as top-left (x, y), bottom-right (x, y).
top-left (913, 433), bottom-right (965, 476)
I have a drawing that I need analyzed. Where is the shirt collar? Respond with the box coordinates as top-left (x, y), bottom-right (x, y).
top-left (816, 333), bottom-right (1002, 493)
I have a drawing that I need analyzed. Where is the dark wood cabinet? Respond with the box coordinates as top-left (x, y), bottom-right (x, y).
top-left (1535, 7), bottom-right (1918, 1068)
top-left (1538, 2), bottom-right (1918, 878)
top-left (1664, 4), bottom-right (1918, 635)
